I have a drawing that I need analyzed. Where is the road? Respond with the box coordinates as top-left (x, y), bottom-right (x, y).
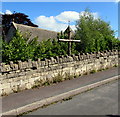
top-left (26, 80), bottom-right (119, 115)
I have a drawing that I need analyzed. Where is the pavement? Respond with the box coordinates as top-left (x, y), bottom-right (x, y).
top-left (1, 67), bottom-right (120, 116)
top-left (27, 80), bottom-right (119, 115)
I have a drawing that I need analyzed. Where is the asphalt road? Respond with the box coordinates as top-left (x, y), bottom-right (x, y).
top-left (27, 80), bottom-right (119, 115)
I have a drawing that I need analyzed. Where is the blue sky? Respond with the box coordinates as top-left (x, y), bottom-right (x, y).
top-left (2, 2), bottom-right (118, 37)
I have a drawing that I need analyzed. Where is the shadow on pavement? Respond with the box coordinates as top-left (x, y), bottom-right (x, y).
top-left (106, 115), bottom-right (120, 117)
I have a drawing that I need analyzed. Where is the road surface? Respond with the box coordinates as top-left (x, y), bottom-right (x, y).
top-left (26, 80), bottom-right (119, 115)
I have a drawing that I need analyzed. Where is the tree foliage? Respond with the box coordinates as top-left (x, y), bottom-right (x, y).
top-left (75, 9), bottom-right (119, 53)
top-left (2, 30), bottom-right (68, 63)
top-left (2, 31), bottom-right (37, 63)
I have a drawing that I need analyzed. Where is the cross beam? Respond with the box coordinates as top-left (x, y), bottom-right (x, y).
top-left (58, 25), bottom-right (80, 55)
top-left (58, 38), bottom-right (80, 55)
top-left (59, 39), bottom-right (80, 42)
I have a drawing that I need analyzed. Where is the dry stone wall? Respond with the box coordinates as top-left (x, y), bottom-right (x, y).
top-left (0, 50), bottom-right (119, 96)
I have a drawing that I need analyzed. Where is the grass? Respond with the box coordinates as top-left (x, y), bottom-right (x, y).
top-left (114, 64), bottom-right (118, 67)
top-left (83, 72), bottom-right (88, 75)
top-left (32, 80), bottom-right (42, 88)
top-left (1, 92), bottom-right (7, 96)
top-left (32, 72), bottom-right (75, 89)
top-left (12, 85), bottom-right (21, 93)
top-left (62, 96), bottom-right (73, 101)
top-left (90, 70), bottom-right (97, 74)
top-left (32, 65), bottom-right (116, 89)
top-left (64, 72), bottom-right (74, 80)
top-left (53, 72), bottom-right (64, 83)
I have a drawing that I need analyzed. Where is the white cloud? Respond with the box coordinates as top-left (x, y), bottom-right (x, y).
top-left (35, 11), bottom-right (99, 32)
top-left (5, 10), bottom-right (12, 14)
top-left (91, 12), bottom-right (99, 19)
top-left (0, 11), bottom-right (4, 15)
top-left (35, 15), bottom-right (71, 32)
top-left (115, 0), bottom-right (120, 2)
top-left (0, 10), bottom-right (12, 15)
top-left (35, 16), bottom-right (57, 30)
top-left (55, 11), bottom-right (79, 23)
top-left (79, 11), bottom-right (99, 19)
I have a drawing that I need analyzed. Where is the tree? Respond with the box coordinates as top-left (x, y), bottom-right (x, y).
top-left (2, 30), bottom-right (68, 63)
top-left (2, 30), bottom-right (38, 63)
top-left (33, 38), bottom-right (68, 60)
top-left (75, 9), bottom-right (119, 53)
top-left (2, 12), bottom-right (38, 37)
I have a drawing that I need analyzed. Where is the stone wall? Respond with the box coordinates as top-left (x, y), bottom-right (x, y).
top-left (0, 50), bottom-right (119, 96)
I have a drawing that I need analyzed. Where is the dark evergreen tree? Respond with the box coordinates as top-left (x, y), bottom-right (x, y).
top-left (2, 12), bottom-right (38, 37)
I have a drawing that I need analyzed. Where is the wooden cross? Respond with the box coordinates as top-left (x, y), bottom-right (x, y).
top-left (58, 24), bottom-right (80, 55)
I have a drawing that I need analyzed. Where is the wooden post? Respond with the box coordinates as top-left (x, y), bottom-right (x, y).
top-left (58, 25), bottom-right (80, 55)
top-left (68, 27), bottom-right (71, 55)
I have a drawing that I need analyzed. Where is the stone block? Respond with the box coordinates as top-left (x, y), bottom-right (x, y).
top-left (75, 56), bottom-right (79, 61)
top-left (10, 81), bottom-right (20, 88)
top-left (22, 61), bottom-right (29, 69)
top-left (1, 83), bottom-right (11, 89)
top-left (11, 85), bottom-right (18, 92)
top-left (25, 83), bottom-right (32, 89)
top-left (18, 60), bottom-right (22, 70)
top-left (81, 53), bottom-right (85, 60)
top-left (28, 59), bottom-right (32, 68)
top-left (28, 78), bottom-right (35, 83)
top-left (86, 53), bottom-right (90, 59)
top-left (32, 61), bottom-right (38, 69)
top-left (7, 73), bottom-right (15, 78)
top-left (50, 57), bottom-right (55, 64)
top-left (41, 61), bottom-right (45, 67)
top-left (114, 50), bottom-right (118, 55)
top-left (14, 64), bottom-right (18, 70)
top-left (4, 86), bottom-right (13, 95)
top-left (5, 65), bottom-right (11, 72)
top-left (10, 61), bottom-right (14, 69)
top-left (0, 74), bottom-right (6, 79)
top-left (19, 83), bottom-right (26, 90)
top-left (18, 72), bottom-right (26, 76)
top-left (55, 56), bottom-right (60, 63)
top-left (44, 58), bottom-right (49, 66)
top-left (1, 63), bottom-right (6, 73)
top-left (69, 56), bottom-right (74, 62)
top-left (59, 58), bottom-right (63, 63)
top-left (71, 54), bottom-right (75, 60)
top-left (40, 68), bottom-right (44, 72)
top-left (1, 89), bottom-right (7, 96)
top-left (37, 58), bottom-right (41, 67)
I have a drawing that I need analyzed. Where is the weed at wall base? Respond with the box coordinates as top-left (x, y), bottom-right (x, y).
top-left (90, 70), bottom-right (97, 74)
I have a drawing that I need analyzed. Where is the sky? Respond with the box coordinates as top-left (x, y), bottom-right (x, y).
top-left (1, 2), bottom-right (119, 37)
top-left (1, 0), bottom-right (120, 2)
